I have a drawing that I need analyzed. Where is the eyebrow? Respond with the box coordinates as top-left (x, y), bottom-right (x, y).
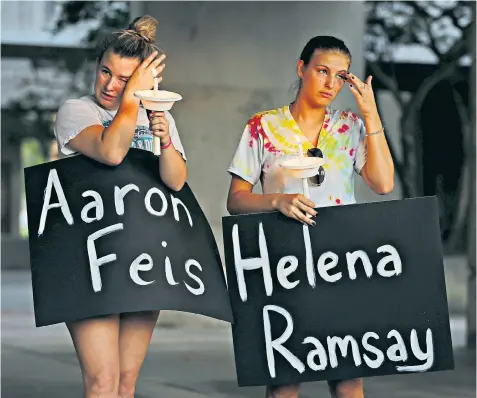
top-left (315, 64), bottom-right (348, 73)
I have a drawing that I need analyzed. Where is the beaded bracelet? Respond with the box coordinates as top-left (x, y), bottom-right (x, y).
top-left (160, 139), bottom-right (173, 149)
top-left (365, 127), bottom-right (384, 137)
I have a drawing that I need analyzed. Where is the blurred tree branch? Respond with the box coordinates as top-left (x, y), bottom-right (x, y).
top-left (365, 0), bottom-right (473, 252)
top-left (3, 59), bottom-right (96, 157)
top-left (52, 1), bottom-right (129, 46)
top-left (2, 2), bottom-right (129, 152)
top-left (366, 0), bottom-right (472, 198)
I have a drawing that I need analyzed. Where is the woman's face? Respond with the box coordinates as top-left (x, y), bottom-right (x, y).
top-left (297, 49), bottom-right (350, 107)
top-left (94, 49), bottom-right (141, 110)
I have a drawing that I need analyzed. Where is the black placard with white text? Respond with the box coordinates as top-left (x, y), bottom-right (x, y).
top-left (24, 149), bottom-right (233, 327)
top-left (222, 197), bottom-right (454, 386)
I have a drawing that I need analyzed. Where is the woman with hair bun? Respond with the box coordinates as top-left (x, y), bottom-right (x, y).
top-left (54, 15), bottom-right (187, 397)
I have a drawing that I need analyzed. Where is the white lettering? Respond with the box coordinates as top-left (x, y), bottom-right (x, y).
top-left (277, 256), bottom-right (299, 290)
top-left (396, 329), bottom-right (434, 372)
top-left (387, 329), bottom-right (408, 362)
top-left (171, 194), bottom-right (193, 227)
top-left (303, 336), bottom-right (328, 371)
top-left (362, 332), bottom-right (385, 369)
top-left (184, 259), bottom-right (205, 295)
top-left (263, 305), bottom-right (305, 378)
top-left (303, 225), bottom-right (316, 288)
top-left (377, 245), bottom-right (402, 277)
top-left (144, 187), bottom-right (168, 216)
top-left (165, 256), bottom-right (179, 286)
top-left (257, 320), bottom-right (435, 375)
top-left (232, 223), bottom-right (273, 302)
top-left (129, 253), bottom-right (155, 286)
top-left (81, 190), bottom-right (104, 223)
top-left (38, 169), bottom-right (73, 235)
top-left (317, 251), bottom-right (341, 283)
top-left (87, 223), bottom-right (123, 292)
top-left (346, 250), bottom-right (373, 279)
top-left (114, 184), bottom-right (139, 216)
top-left (327, 335), bottom-right (362, 368)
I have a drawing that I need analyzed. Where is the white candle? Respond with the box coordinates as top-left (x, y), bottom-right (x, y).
top-left (152, 77), bottom-right (160, 154)
top-left (153, 135), bottom-right (161, 156)
top-left (295, 135), bottom-right (304, 162)
top-left (153, 77), bottom-right (159, 97)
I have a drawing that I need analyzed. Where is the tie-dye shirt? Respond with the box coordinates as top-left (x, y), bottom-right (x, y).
top-left (54, 94), bottom-right (186, 160)
top-left (228, 105), bottom-right (367, 207)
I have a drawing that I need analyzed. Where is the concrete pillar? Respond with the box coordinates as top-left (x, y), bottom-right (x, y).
top-left (467, 2), bottom-right (476, 349)
top-left (0, 132), bottom-right (28, 269)
top-left (129, 1), bottom-right (144, 20)
top-left (140, 2), bottom-right (366, 251)
top-left (0, 135), bottom-right (20, 236)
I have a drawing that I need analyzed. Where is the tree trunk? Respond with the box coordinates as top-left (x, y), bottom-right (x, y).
top-left (373, 90), bottom-right (408, 196)
top-left (445, 84), bottom-right (472, 252)
top-left (399, 110), bottom-right (421, 198)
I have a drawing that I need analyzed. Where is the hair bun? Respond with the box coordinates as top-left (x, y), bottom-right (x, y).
top-left (128, 15), bottom-right (158, 43)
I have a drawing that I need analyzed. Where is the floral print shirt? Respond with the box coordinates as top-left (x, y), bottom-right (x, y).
top-left (228, 105), bottom-right (367, 208)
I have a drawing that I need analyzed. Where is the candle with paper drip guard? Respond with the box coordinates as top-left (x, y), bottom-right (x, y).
top-left (134, 82), bottom-right (182, 155)
top-left (278, 135), bottom-right (325, 218)
top-left (295, 135), bottom-right (310, 199)
top-left (153, 76), bottom-right (159, 97)
top-left (152, 75), bottom-right (160, 154)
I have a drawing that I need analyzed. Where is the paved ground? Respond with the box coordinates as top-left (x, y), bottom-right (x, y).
top-left (2, 270), bottom-right (475, 398)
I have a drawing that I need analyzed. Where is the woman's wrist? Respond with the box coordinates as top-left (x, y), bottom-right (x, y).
top-left (160, 136), bottom-right (172, 149)
top-left (271, 194), bottom-right (281, 210)
top-left (364, 112), bottom-right (383, 134)
top-left (119, 90), bottom-right (140, 114)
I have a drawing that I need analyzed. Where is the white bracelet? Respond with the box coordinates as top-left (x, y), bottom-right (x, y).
top-left (366, 127), bottom-right (384, 137)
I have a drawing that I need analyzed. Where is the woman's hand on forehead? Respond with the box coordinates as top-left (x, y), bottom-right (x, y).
top-left (140, 51), bottom-right (166, 70)
top-left (124, 51), bottom-right (167, 96)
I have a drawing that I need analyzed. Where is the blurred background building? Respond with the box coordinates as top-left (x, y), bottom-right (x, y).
top-left (1, 1), bottom-right (475, 349)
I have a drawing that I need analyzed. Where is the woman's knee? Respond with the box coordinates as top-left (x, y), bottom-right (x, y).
top-left (84, 370), bottom-right (119, 397)
top-left (328, 378), bottom-right (364, 398)
top-left (118, 368), bottom-right (139, 397)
